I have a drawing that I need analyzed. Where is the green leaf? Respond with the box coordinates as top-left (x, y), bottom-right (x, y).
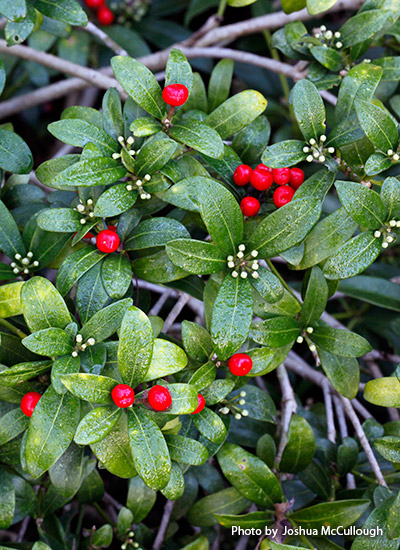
top-left (187, 487), bottom-right (251, 527)
top-left (0, 281), bottom-right (24, 319)
top-left (132, 249), bottom-right (189, 283)
top-left (281, 0), bottom-right (306, 13)
top-left (118, 306), bottom-right (153, 387)
top-left (48, 120), bottom-right (118, 156)
top-left (80, 298), bottom-right (132, 343)
top-left (0, 129), bottom-right (33, 174)
top-left (364, 377), bottom-right (400, 407)
top-left (141, 338), bottom-right (188, 382)
top-left (340, 9), bottom-right (395, 47)
top-left (102, 88), bottom-right (124, 142)
top-left (127, 476), bottom-right (156, 522)
top-left (248, 198), bottom-right (321, 258)
top-left (192, 407), bottom-right (227, 444)
top-left (310, 326), bottom-right (372, 357)
top-left (33, 0), bottom-right (87, 25)
top-left (183, 72), bottom-right (208, 112)
top-left (0, 468), bottom-right (14, 529)
top-left (182, 321), bottom-right (213, 364)
top-left (161, 462), bottom-right (185, 501)
top-left (189, 362), bottom-right (217, 390)
top-left (217, 443), bottom-right (282, 508)
top-left (170, 120), bottom-right (224, 159)
top-left (280, 414), bottom-right (315, 473)
top-left (91, 414), bottom-right (136, 478)
top-left (261, 140), bottom-right (308, 168)
top-left (22, 277), bottom-right (71, 331)
top-left (166, 239), bottom-right (226, 275)
top-left (56, 247), bottom-right (105, 296)
top-left (101, 254), bottom-right (132, 299)
top-left (53, 157), bottom-right (126, 188)
top-left (307, 0), bottom-right (339, 14)
top-left (128, 408), bottom-right (171, 490)
top-left (250, 317), bottom-right (299, 348)
top-left (0, 407), bottom-right (29, 445)
top-left (374, 436), bottom-right (400, 463)
top-left (356, 100), bottom-right (398, 152)
top-left (292, 79), bottom-right (326, 141)
top-left (202, 379), bottom-right (235, 406)
top-left (37, 208), bottom-right (83, 233)
top-left (165, 434), bottom-right (208, 465)
top-left (111, 56), bottom-right (166, 120)
top-left (205, 90), bottom-right (267, 139)
top-left (25, 385), bottom-right (80, 478)
top-left (22, 328), bottom-right (73, 357)
top-left (0, 200), bottom-right (25, 258)
top-left (208, 59), bottom-right (234, 112)
top-left (165, 48), bottom-right (193, 94)
top-left (216, 511), bottom-right (273, 530)
top-left (126, 217), bottom-right (190, 250)
top-left (135, 138), bottom-right (177, 177)
top-left (250, 265), bottom-right (284, 304)
top-left (232, 115), bottom-right (271, 165)
top-left (76, 262), bottom-right (109, 324)
top-left (291, 500), bottom-right (370, 529)
top-left (381, 176), bottom-right (400, 219)
top-left (93, 183), bottom-right (137, 218)
top-left (74, 406), bottom-right (122, 445)
top-left (299, 267), bottom-right (328, 327)
top-left (61, 373), bottom-right (116, 404)
top-left (0, 0), bottom-right (26, 21)
top-left (130, 117), bottom-right (162, 137)
top-left (336, 62), bottom-right (382, 121)
top-left (323, 231), bottom-right (382, 280)
top-left (197, 178), bottom-right (243, 254)
top-left (36, 154), bottom-right (80, 190)
top-left (318, 349), bottom-right (360, 399)
top-left (340, 275), bottom-right (400, 311)
top-left (337, 437), bottom-right (359, 476)
top-left (311, 46), bottom-right (342, 71)
top-left (335, 180), bottom-right (388, 229)
top-left (161, 383), bottom-right (198, 414)
top-left (365, 152), bottom-right (393, 176)
top-left (52, 354), bottom-right (80, 394)
top-left (298, 208), bottom-right (358, 269)
top-left (0, 360), bottom-right (52, 387)
top-left (388, 489), bottom-right (400, 539)
top-left (211, 275), bottom-right (253, 360)
top-left (352, 500), bottom-right (397, 549)
top-left (49, 443), bottom-right (84, 499)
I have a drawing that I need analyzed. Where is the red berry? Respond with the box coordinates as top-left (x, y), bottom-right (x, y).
top-left (240, 196), bottom-right (260, 217)
top-left (191, 393), bottom-right (206, 415)
top-left (250, 164), bottom-right (273, 191)
top-left (85, 0), bottom-right (105, 8)
top-left (111, 384), bottom-right (135, 408)
top-left (233, 164), bottom-right (252, 186)
top-left (97, 6), bottom-right (114, 25)
top-left (84, 231), bottom-right (94, 239)
top-left (107, 224), bottom-right (117, 232)
top-left (162, 84), bottom-right (189, 107)
top-left (289, 167), bottom-right (305, 189)
top-left (273, 185), bottom-right (295, 208)
top-left (148, 385), bottom-right (172, 411)
top-left (96, 229), bottom-right (120, 253)
top-left (228, 353), bottom-right (253, 376)
top-left (273, 167), bottom-right (291, 186)
top-left (21, 392), bottom-right (41, 417)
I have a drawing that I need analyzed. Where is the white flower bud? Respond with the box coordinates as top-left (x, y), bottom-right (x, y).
top-left (239, 399), bottom-right (245, 405)
top-left (235, 413), bottom-right (242, 420)
top-left (319, 155), bottom-right (326, 162)
top-left (242, 409), bottom-right (249, 417)
top-left (112, 153), bottom-right (121, 160)
top-left (27, 251), bottom-right (33, 258)
top-left (387, 236), bottom-right (394, 243)
top-left (13, 268), bottom-right (19, 274)
top-left (81, 343), bottom-right (87, 350)
top-left (336, 42), bottom-right (343, 48)
top-left (87, 199), bottom-right (93, 206)
top-left (328, 147), bottom-right (335, 154)
top-left (227, 255), bottom-right (234, 261)
top-left (87, 337), bottom-right (96, 346)
top-left (374, 231), bottom-right (381, 238)
top-left (303, 146), bottom-right (310, 153)
top-left (126, 185), bottom-right (133, 191)
top-left (127, 136), bottom-right (134, 145)
top-left (320, 134), bottom-right (327, 142)
top-left (22, 258), bottom-right (29, 265)
top-left (251, 271), bottom-right (259, 278)
top-left (251, 262), bottom-right (259, 270)
top-left (118, 136), bottom-right (125, 144)
top-left (315, 33), bottom-right (321, 38)
top-left (240, 271), bottom-right (248, 279)
top-left (144, 174), bottom-right (151, 181)
top-left (306, 327), bottom-right (314, 334)
top-left (89, 212), bottom-right (95, 218)
top-left (309, 344), bottom-right (317, 352)
top-left (238, 244), bottom-right (246, 251)
top-left (387, 149), bottom-right (394, 156)
top-left (76, 204), bottom-right (85, 212)
top-left (15, 254), bottom-right (22, 260)
top-left (240, 391), bottom-right (246, 397)
top-left (232, 271), bottom-right (238, 278)
top-left (382, 242), bottom-right (389, 248)
top-left (309, 138), bottom-right (316, 145)
top-left (325, 30), bottom-right (333, 39)
top-left (220, 407), bottom-right (230, 414)
top-left (397, 221), bottom-right (400, 227)
top-left (136, 180), bottom-right (143, 187)
top-left (334, 31), bottom-right (341, 38)
top-left (228, 261), bottom-right (235, 268)
top-left (251, 250), bottom-right (258, 257)
top-left (76, 334), bottom-right (83, 343)
top-left (307, 155), bottom-right (314, 163)
top-left (10, 262), bottom-right (16, 268)
top-left (389, 220), bottom-right (397, 227)
top-left (72, 351), bottom-right (79, 357)
top-left (393, 153), bottom-right (399, 161)
top-left (237, 251), bottom-right (244, 259)
top-left (296, 336), bottom-right (304, 344)
top-left (320, 25), bottom-right (326, 32)
top-left (33, 261), bottom-right (39, 267)
top-left (80, 218), bottom-right (86, 224)
top-left (313, 151), bottom-right (320, 158)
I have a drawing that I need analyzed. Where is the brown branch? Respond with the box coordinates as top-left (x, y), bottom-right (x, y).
top-left (275, 364), bottom-right (297, 468)
top-left (83, 22), bottom-right (128, 56)
top-left (333, 394), bottom-right (356, 489)
top-left (153, 500), bottom-right (174, 550)
top-left (322, 379), bottom-right (336, 443)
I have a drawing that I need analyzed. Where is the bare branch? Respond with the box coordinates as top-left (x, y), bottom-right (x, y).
top-left (163, 293), bottom-right (189, 333)
top-left (340, 396), bottom-right (387, 487)
top-left (153, 500), bottom-right (174, 550)
top-left (83, 22), bottom-right (128, 56)
top-left (333, 394), bottom-right (356, 490)
top-left (275, 364), bottom-right (297, 468)
top-left (322, 379), bottom-right (336, 443)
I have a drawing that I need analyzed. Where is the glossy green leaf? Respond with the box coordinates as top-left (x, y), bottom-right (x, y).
top-left (340, 275), bottom-right (400, 311)
top-left (102, 88), bottom-right (124, 141)
top-left (22, 328), bottom-right (73, 357)
top-left (261, 140), bottom-right (308, 168)
top-left (292, 79), bottom-right (326, 141)
top-left (165, 434), bottom-right (208, 465)
top-left (0, 129), bottom-right (33, 174)
top-left (381, 176), bottom-right (400, 219)
top-left (135, 138), bottom-right (177, 177)
top-left (336, 62), bottom-right (382, 121)
top-left (335, 180), bottom-right (388, 229)
top-left (364, 377), bottom-right (400, 407)
top-left (280, 414), bottom-right (315, 473)
top-left (76, 262), bottom-right (109, 324)
top-left (53, 157), bottom-right (126, 188)
top-left (166, 239), bottom-right (227, 274)
top-left (182, 321), bottom-right (213, 364)
top-left (0, 468), bottom-right (14, 529)
top-left (202, 379), bottom-right (235, 406)
top-left (211, 275), bottom-right (253, 360)
top-left (111, 56), bottom-right (166, 119)
top-left (340, 9), bottom-right (395, 47)
top-left (165, 48), bottom-right (193, 93)
top-left (56, 247), bottom-right (105, 296)
top-left (52, 354), bottom-right (80, 395)
top-left (133, 249), bottom-right (189, 283)
top-left (49, 443), bottom-right (84, 499)
top-left (25, 385), bottom-right (80, 478)
top-left (141, 338), bottom-right (188, 382)
top-left (189, 362), bottom-right (217, 390)
top-left (128, 408), bottom-right (171, 490)
top-left (170, 120), bottom-right (224, 159)
top-left (250, 317), bottom-right (299, 348)
top-left (0, 0), bottom-right (26, 21)
top-left (61, 373), bottom-right (115, 404)
top-left (79, 298), bottom-right (132, 343)
top-left (192, 407), bottom-right (227, 444)
top-left (208, 59), bottom-right (234, 112)
top-left (187, 487), bottom-right (251, 527)
top-left (48, 120), bottom-right (118, 156)
top-left (93, 183), bottom-right (138, 218)
top-left (0, 281), bottom-right (24, 319)
top-left (126, 217), bottom-right (190, 250)
top-left (311, 326), bottom-right (372, 357)
top-left (250, 265), bottom-right (284, 303)
top-left (205, 90), bottom-right (267, 139)
top-left (232, 115), bottom-right (271, 165)
top-left (74, 406), bottom-right (122, 445)
top-left (218, 443), bottom-right (282, 508)
top-left (311, 46), bottom-right (342, 71)
top-left (101, 253), bottom-right (132, 299)
top-left (127, 476), bottom-right (156, 522)
top-left (291, 499), bottom-right (370, 529)
top-left (22, 277), bottom-right (71, 331)
top-left (356, 99), bottom-right (398, 152)
top-left (337, 437), bottom-right (359, 476)
top-left (34, 0), bottom-right (87, 25)
top-left (0, 407), bottom-right (29, 445)
top-left (318, 349), bottom-right (360, 399)
top-left (0, 200), bottom-right (25, 258)
top-left (299, 266), bottom-right (328, 327)
top-left (0, 360), bottom-right (52, 387)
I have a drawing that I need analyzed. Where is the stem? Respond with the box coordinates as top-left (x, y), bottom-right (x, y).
top-left (94, 503), bottom-right (115, 526)
top-left (152, 500), bottom-right (174, 550)
top-left (266, 259), bottom-right (301, 303)
top-left (275, 364), bottom-right (297, 469)
top-left (217, 0), bottom-right (228, 18)
top-left (0, 318), bottom-right (28, 339)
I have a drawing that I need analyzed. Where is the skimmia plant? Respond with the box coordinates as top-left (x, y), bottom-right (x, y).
top-left (1, 0), bottom-right (400, 549)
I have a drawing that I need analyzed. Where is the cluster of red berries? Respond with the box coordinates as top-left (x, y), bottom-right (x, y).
top-left (234, 164), bottom-right (305, 215)
top-left (84, 0), bottom-right (114, 26)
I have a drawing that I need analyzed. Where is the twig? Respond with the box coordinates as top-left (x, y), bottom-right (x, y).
top-left (352, 398), bottom-right (372, 420)
top-left (333, 394), bottom-right (356, 489)
top-left (340, 396), bottom-right (387, 487)
top-left (17, 517), bottom-right (30, 542)
top-left (275, 364), bottom-right (297, 468)
top-left (320, 90), bottom-right (338, 106)
top-left (83, 22), bottom-right (128, 56)
top-left (163, 293), bottom-right (189, 333)
top-left (322, 379), bottom-right (336, 443)
top-left (152, 500), bottom-right (174, 550)
top-left (149, 288), bottom-right (173, 316)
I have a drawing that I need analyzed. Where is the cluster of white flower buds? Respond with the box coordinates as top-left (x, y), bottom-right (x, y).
top-left (11, 251), bottom-right (39, 275)
top-left (126, 173), bottom-right (152, 200)
top-left (303, 135), bottom-right (335, 164)
top-left (219, 390), bottom-right (248, 420)
top-left (112, 135), bottom-right (137, 160)
top-left (314, 26), bottom-right (343, 49)
top-left (374, 220), bottom-right (400, 248)
top-left (387, 149), bottom-right (400, 162)
top-left (121, 530), bottom-right (140, 550)
top-left (76, 198), bottom-right (95, 225)
top-left (296, 326), bottom-right (314, 345)
top-left (227, 244), bottom-right (259, 279)
top-left (71, 334), bottom-right (96, 357)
